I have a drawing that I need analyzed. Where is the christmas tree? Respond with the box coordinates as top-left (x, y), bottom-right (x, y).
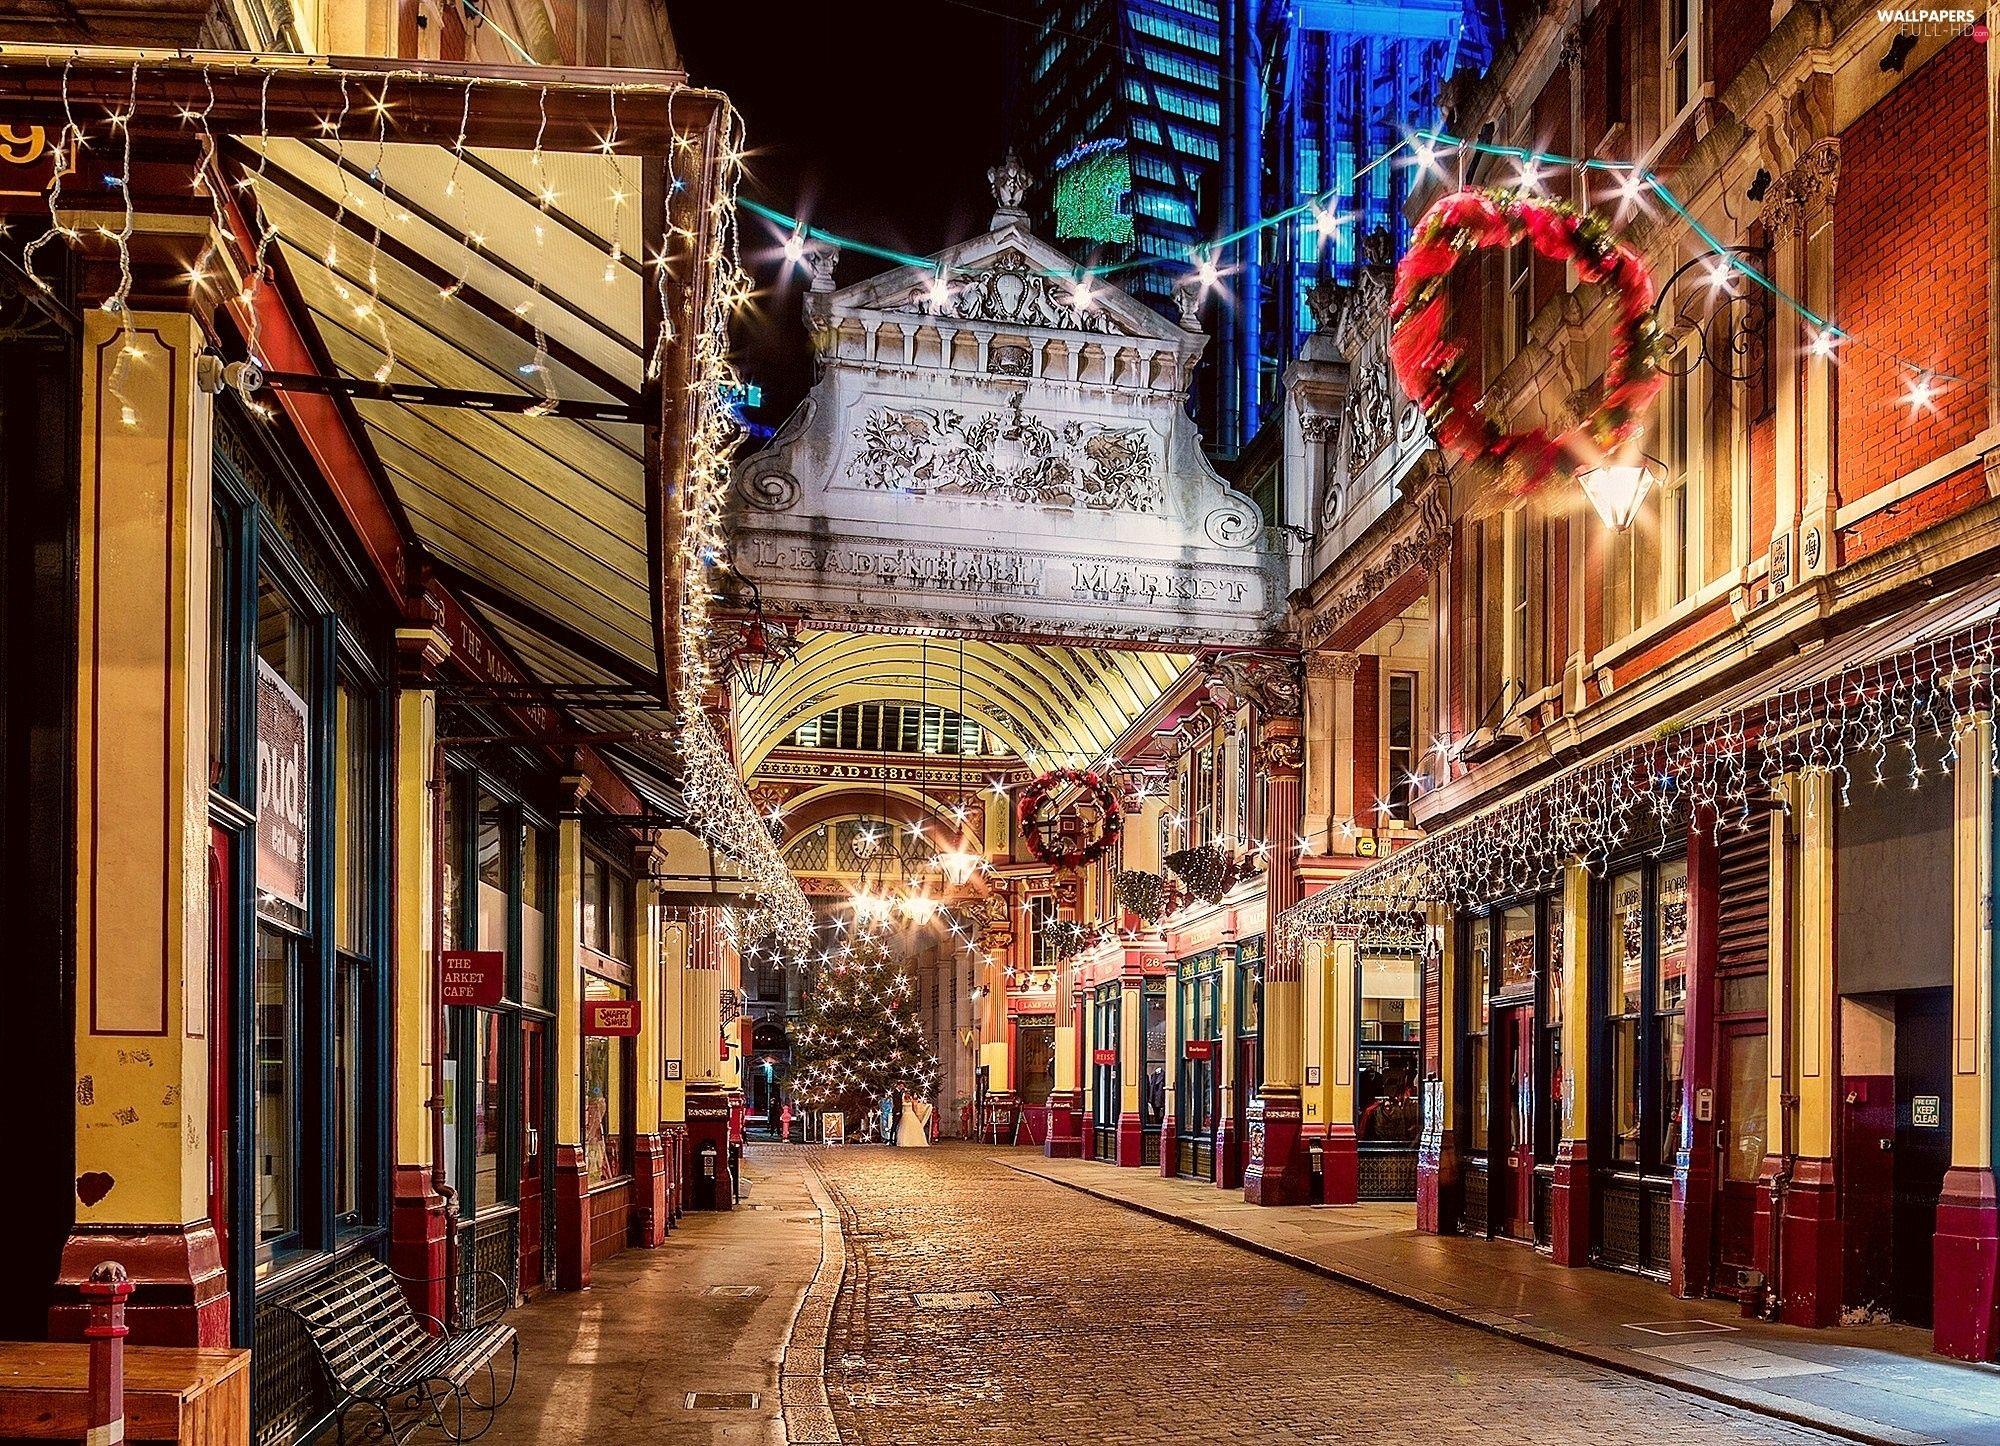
top-left (788, 923), bottom-right (937, 1140)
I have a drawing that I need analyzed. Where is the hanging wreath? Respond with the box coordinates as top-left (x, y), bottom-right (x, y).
top-left (1389, 187), bottom-right (1665, 512)
top-left (1016, 767), bottom-right (1123, 868)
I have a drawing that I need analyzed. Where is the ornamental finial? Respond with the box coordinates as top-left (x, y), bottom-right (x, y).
top-left (988, 151), bottom-right (1032, 230)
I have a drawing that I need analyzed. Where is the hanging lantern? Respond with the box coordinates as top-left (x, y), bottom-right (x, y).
top-left (931, 847), bottom-right (986, 887)
top-left (1577, 460), bottom-right (1659, 532)
top-left (730, 615), bottom-right (788, 698)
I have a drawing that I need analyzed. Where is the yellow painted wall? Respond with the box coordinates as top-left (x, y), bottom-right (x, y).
top-left (659, 913), bottom-right (689, 1123)
top-left (390, 672), bottom-right (441, 1165)
top-left (554, 814), bottom-right (583, 1141)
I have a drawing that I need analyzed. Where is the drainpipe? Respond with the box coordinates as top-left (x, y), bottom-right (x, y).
top-left (430, 734), bottom-right (460, 1311)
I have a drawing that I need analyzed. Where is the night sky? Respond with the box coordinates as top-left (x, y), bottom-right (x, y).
top-left (674, 1), bottom-right (1032, 425)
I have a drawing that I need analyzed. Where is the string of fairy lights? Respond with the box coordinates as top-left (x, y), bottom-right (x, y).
top-left (6, 54), bottom-right (807, 946)
top-left (1277, 615), bottom-right (2000, 966)
top-left (748, 126), bottom-right (1981, 422)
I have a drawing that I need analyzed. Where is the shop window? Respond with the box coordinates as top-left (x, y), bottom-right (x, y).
top-left (1608, 869), bottom-right (1646, 1164)
top-left (1542, 898), bottom-right (1566, 1158)
top-left (474, 1011), bottom-right (505, 1207)
top-left (1358, 949), bottom-right (1421, 1144)
top-left (522, 824), bottom-right (550, 1011)
top-left (254, 926), bottom-right (297, 1266)
top-left (1657, 860), bottom-right (1690, 1162)
top-left (582, 849), bottom-right (631, 960)
top-left (1142, 982), bottom-right (1167, 1133)
top-left (1601, 856), bottom-right (1688, 1175)
top-left (583, 973), bottom-right (631, 1185)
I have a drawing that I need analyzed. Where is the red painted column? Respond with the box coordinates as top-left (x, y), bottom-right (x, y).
top-left (1245, 710), bottom-right (1310, 1206)
top-left (1321, 1122), bottom-right (1359, 1204)
top-left (632, 1133), bottom-right (668, 1247)
top-left (553, 1142), bottom-right (591, 1291)
top-left (389, 1166), bottom-right (452, 1326)
top-left (1672, 819), bottom-right (1721, 1298)
top-left (1935, 1168), bottom-right (2000, 1359)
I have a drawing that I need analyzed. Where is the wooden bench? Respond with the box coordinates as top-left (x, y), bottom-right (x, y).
top-left (0, 1342), bottom-right (249, 1443)
top-left (275, 1257), bottom-right (517, 1444)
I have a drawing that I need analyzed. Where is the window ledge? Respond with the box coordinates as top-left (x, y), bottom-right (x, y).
top-left (1591, 570), bottom-right (1739, 677)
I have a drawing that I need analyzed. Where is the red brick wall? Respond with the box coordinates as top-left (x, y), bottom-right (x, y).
top-left (1709, 0), bottom-right (1770, 98)
top-left (1839, 463), bottom-right (1989, 560)
top-left (1833, 40), bottom-right (1990, 511)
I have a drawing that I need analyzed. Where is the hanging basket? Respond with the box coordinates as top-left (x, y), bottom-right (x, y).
top-left (1113, 868), bottom-right (1175, 923)
top-left (1163, 844), bottom-right (1237, 905)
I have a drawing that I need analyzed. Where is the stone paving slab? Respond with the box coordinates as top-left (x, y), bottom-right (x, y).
top-left (1006, 1151), bottom-right (2000, 1446)
top-left (479, 1150), bottom-right (824, 1445)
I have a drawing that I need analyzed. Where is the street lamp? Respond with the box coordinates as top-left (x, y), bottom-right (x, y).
top-left (1576, 458), bottom-right (1660, 532)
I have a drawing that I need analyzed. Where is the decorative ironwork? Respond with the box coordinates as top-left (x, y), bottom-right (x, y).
top-left (1651, 245), bottom-right (1772, 384)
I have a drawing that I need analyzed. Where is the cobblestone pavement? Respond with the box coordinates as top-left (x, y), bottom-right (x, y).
top-left (811, 1144), bottom-right (1836, 1446)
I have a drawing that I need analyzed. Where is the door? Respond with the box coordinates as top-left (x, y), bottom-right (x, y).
top-left (1714, 1024), bottom-right (1768, 1292)
top-left (1894, 989), bottom-right (1951, 1326)
top-left (1493, 1006), bottom-right (1536, 1239)
top-left (519, 1020), bottom-right (547, 1295)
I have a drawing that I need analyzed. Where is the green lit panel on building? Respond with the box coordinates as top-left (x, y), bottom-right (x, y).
top-left (1053, 138), bottom-right (1135, 245)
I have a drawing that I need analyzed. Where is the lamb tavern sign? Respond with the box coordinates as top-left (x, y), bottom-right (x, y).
top-left (730, 161), bottom-right (1282, 647)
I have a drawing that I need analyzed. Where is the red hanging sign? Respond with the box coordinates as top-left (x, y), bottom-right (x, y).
top-left (1092, 1048), bottom-right (1118, 1065)
top-left (441, 950), bottom-right (505, 1007)
top-left (584, 999), bottom-right (642, 1036)
top-left (1183, 1039), bottom-right (1215, 1061)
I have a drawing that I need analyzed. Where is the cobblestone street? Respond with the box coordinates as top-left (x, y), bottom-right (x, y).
top-left (811, 1145), bottom-right (1834, 1446)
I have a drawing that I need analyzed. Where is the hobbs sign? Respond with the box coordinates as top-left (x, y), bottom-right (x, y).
top-left (256, 658), bottom-right (310, 920)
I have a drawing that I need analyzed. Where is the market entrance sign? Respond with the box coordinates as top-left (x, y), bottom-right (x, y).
top-left (732, 222), bottom-right (1283, 647)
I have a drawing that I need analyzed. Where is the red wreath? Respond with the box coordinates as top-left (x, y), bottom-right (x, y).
top-left (1389, 187), bottom-right (1665, 512)
top-left (1016, 767), bottom-right (1124, 868)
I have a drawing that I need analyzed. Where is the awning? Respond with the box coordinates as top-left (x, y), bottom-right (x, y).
top-left (1276, 567), bottom-right (2000, 957)
top-left (0, 50), bottom-right (810, 942)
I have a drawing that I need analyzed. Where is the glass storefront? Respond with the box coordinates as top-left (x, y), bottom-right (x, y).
top-left (1595, 853), bottom-right (1688, 1276)
top-left (1356, 947), bottom-right (1421, 1200)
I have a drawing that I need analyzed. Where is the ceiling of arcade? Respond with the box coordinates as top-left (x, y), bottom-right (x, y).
top-left (731, 629), bottom-right (1193, 775)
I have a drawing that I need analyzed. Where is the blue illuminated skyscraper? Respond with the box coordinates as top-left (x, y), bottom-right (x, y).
top-left (1252, 0), bottom-right (1497, 420)
top-left (1011, 0), bottom-right (1498, 455)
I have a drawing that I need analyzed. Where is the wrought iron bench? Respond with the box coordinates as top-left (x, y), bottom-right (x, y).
top-left (277, 1256), bottom-right (518, 1444)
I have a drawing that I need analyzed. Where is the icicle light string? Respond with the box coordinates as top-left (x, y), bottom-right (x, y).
top-left (1278, 618), bottom-right (2000, 964)
top-left (101, 60), bottom-right (141, 431)
top-left (20, 55), bottom-right (83, 288)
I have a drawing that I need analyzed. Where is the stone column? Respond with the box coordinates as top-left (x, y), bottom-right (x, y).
top-left (1318, 938), bottom-right (1360, 1204)
top-left (683, 909), bottom-right (733, 1208)
top-left (1245, 712), bottom-right (1309, 1205)
top-left (630, 865), bottom-right (668, 1247)
top-left (1756, 771), bottom-right (1841, 1325)
top-left (387, 631), bottom-right (450, 1322)
top-left (1937, 712), bottom-right (2000, 1360)
top-left (1548, 864), bottom-right (1593, 1264)
top-left (551, 795), bottom-right (592, 1285)
top-left (51, 307), bottom-right (227, 1346)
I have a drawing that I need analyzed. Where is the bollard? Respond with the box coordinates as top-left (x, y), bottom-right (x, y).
top-left (81, 1260), bottom-right (131, 1446)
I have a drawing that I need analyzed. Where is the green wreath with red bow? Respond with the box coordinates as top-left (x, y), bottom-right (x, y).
top-left (1016, 767), bottom-right (1123, 868)
top-left (1389, 187), bottom-right (1666, 511)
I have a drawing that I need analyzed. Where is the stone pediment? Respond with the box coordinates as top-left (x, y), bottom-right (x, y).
top-left (838, 226), bottom-right (1183, 346)
top-left (734, 194), bottom-right (1283, 648)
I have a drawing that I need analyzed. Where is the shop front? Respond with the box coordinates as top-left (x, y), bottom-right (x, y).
top-left (1091, 981), bottom-right (1121, 1163)
top-left (1229, 936), bottom-right (1265, 1189)
top-left (1355, 944), bottom-right (1423, 1201)
top-left (1173, 951), bottom-right (1222, 1181)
